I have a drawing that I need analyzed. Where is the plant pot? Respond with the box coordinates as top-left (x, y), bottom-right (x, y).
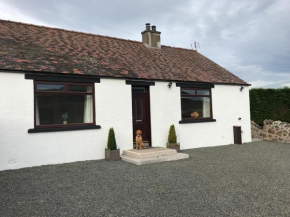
top-left (105, 149), bottom-right (120, 161)
top-left (168, 145), bottom-right (180, 152)
top-left (63, 121), bottom-right (67, 124)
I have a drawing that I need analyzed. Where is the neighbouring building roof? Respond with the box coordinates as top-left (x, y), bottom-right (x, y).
top-left (0, 20), bottom-right (248, 85)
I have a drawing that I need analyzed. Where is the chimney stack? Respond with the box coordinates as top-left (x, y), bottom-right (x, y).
top-left (141, 23), bottom-right (161, 49)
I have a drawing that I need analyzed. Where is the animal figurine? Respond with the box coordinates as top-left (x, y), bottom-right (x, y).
top-left (135, 130), bottom-right (145, 150)
top-left (191, 111), bottom-right (199, 118)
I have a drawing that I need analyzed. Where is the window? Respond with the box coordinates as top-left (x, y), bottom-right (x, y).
top-left (35, 82), bottom-right (95, 127)
top-left (132, 87), bottom-right (146, 93)
top-left (181, 88), bottom-right (213, 121)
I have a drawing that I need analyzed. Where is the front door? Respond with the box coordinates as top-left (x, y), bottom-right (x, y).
top-left (132, 86), bottom-right (151, 147)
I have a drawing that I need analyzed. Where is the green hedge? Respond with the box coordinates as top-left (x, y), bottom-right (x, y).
top-left (250, 87), bottom-right (290, 126)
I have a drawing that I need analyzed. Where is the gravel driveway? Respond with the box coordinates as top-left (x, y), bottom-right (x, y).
top-left (1, 141), bottom-right (290, 217)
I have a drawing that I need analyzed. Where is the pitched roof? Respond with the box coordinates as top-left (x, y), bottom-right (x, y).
top-left (0, 20), bottom-right (248, 85)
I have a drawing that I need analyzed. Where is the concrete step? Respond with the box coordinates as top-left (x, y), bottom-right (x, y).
top-left (123, 147), bottom-right (177, 159)
top-left (133, 141), bottom-right (150, 148)
top-left (121, 153), bottom-right (189, 165)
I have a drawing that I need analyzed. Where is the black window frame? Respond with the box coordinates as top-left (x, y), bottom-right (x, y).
top-left (180, 87), bottom-right (215, 123)
top-left (34, 81), bottom-right (96, 128)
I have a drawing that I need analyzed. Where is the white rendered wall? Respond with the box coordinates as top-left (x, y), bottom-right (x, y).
top-left (150, 82), bottom-right (251, 149)
top-left (0, 72), bottom-right (251, 171)
top-left (0, 73), bottom-right (133, 171)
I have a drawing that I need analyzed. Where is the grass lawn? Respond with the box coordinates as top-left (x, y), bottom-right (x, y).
top-left (1, 141), bottom-right (290, 217)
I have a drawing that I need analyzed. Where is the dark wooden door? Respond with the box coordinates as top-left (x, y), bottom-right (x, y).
top-left (132, 86), bottom-right (151, 146)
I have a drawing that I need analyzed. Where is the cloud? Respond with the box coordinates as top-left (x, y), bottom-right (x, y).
top-left (0, 0), bottom-right (289, 88)
top-left (250, 79), bottom-right (290, 88)
top-left (0, 1), bottom-right (50, 26)
top-left (250, 80), bottom-right (273, 88)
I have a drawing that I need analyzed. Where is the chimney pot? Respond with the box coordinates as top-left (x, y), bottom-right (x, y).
top-left (145, 23), bottom-right (150, 30)
top-left (152, 25), bottom-right (156, 31)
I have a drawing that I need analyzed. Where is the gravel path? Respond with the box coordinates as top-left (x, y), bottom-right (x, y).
top-left (1, 141), bottom-right (290, 217)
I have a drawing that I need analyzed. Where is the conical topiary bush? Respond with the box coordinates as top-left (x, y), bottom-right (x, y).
top-left (105, 127), bottom-right (120, 161)
top-left (107, 128), bottom-right (117, 150)
top-left (168, 125), bottom-right (177, 145)
top-left (167, 125), bottom-right (180, 152)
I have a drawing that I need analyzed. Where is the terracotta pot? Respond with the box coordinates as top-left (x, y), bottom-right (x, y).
top-left (168, 145), bottom-right (180, 152)
top-left (105, 149), bottom-right (120, 161)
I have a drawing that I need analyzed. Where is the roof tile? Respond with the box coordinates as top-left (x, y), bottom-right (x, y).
top-left (0, 20), bottom-right (248, 85)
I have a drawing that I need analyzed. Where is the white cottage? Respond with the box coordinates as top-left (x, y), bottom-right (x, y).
top-left (0, 21), bottom-right (251, 170)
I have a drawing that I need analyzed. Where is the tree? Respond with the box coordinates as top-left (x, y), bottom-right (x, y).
top-left (168, 125), bottom-right (177, 144)
top-left (107, 128), bottom-right (117, 150)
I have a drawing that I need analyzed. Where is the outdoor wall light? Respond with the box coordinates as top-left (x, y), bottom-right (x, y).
top-left (168, 82), bottom-right (172, 88)
top-left (240, 86), bottom-right (244, 91)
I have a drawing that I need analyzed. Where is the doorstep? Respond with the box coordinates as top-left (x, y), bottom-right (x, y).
top-left (121, 147), bottom-right (189, 165)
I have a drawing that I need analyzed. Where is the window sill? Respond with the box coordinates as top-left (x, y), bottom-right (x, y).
top-left (28, 125), bottom-right (101, 133)
top-left (179, 119), bottom-right (216, 124)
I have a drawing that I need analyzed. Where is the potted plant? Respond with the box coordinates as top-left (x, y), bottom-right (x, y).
top-left (105, 128), bottom-right (120, 161)
top-left (62, 112), bottom-right (68, 124)
top-left (166, 125), bottom-right (180, 152)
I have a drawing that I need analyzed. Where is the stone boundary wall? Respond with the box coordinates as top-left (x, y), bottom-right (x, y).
top-left (263, 120), bottom-right (290, 143)
top-left (251, 121), bottom-right (263, 139)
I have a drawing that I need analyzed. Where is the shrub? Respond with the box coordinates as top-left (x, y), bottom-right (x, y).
top-left (167, 125), bottom-right (178, 146)
top-left (107, 128), bottom-right (117, 150)
top-left (250, 87), bottom-right (290, 126)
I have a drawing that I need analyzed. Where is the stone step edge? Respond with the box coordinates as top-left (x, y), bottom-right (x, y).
top-left (122, 149), bottom-right (177, 159)
top-left (121, 153), bottom-right (189, 165)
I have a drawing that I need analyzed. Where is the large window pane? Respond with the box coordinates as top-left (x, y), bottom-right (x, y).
top-left (181, 97), bottom-right (210, 119)
top-left (36, 84), bottom-right (64, 92)
top-left (67, 85), bottom-right (92, 93)
top-left (36, 95), bottom-right (93, 125)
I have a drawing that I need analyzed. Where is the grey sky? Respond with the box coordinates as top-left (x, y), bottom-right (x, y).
top-left (1, 0), bottom-right (289, 88)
